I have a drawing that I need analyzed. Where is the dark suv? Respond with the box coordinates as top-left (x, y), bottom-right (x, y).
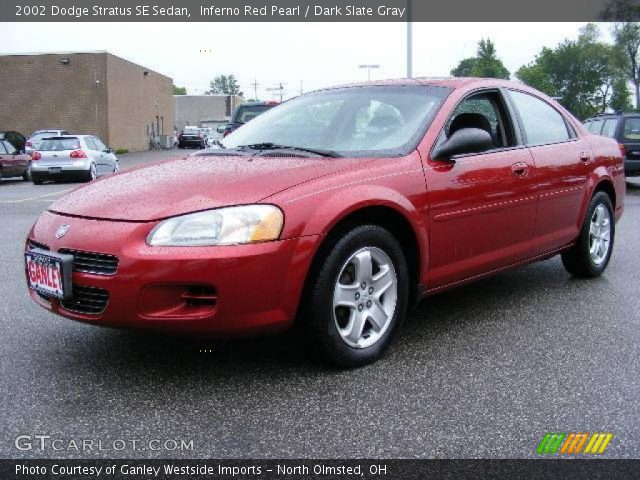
top-left (584, 112), bottom-right (640, 177)
top-left (223, 101), bottom-right (278, 137)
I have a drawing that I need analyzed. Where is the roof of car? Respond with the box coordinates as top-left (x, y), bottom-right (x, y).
top-left (321, 77), bottom-right (534, 91)
top-left (584, 112), bottom-right (640, 121)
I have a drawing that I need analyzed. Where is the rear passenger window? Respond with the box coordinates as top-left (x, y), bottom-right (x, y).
top-left (85, 138), bottom-right (97, 150)
top-left (3, 141), bottom-right (17, 154)
top-left (623, 118), bottom-right (640, 140)
top-left (0, 141), bottom-right (7, 154)
top-left (601, 119), bottom-right (618, 138)
top-left (509, 90), bottom-right (570, 145)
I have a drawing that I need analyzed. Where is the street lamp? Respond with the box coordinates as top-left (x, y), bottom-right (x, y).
top-left (359, 64), bottom-right (380, 81)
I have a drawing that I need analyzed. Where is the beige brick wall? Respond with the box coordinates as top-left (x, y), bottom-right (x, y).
top-left (106, 53), bottom-right (173, 151)
top-left (0, 51), bottom-right (173, 152)
top-left (0, 52), bottom-right (109, 141)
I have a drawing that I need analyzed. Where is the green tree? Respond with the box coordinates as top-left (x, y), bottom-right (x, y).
top-left (206, 74), bottom-right (243, 96)
top-left (173, 85), bottom-right (187, 95)
top-left (516, 24), bottom-right (629, 119)
top-left (601, 1), bottom-right (640, 108)
top-left (450, 39), bottom-right (510, 79)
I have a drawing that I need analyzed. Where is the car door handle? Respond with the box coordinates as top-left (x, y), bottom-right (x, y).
top-left (511, 162), bottom-right (529, 178)
top-left (579, 151), bottom-right (590, 162)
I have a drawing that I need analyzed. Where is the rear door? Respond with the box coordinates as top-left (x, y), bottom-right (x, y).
top-left (84, 137), bottom-right (103, 173)
top-left (507, 89), bottom-right (592, 255)
top-left (1, 140), bottom-right (21, 175)
top-left (0, 141), bottom-right (9, 177)
top-left (619, 116), bottom-right (640, 163)
top-left (426, 89), bottom-right (538, 288)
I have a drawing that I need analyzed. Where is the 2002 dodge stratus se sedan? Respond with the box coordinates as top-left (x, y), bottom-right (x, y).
top-left (25, 78), bottom-right (625, 366)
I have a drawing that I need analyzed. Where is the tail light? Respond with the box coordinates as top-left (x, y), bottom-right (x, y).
top-left (31, 152), bottom-right (41, 160)
top-left (223, 129), bottom-right (231, 137)
top-left (25, 141), bottom-right (33, 147)
top-left (70, 150), bottom-right (87, 159)
top-left (618, 143), bottom-right (626, 158)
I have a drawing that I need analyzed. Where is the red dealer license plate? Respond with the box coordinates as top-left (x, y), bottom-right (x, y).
top-left (25, 250), bottom-right (73, 299)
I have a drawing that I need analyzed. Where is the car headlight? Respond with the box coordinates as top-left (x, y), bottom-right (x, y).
top-left (146, 205), bottom-right (284, 246)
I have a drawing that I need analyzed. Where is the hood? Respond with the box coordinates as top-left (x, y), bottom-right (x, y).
top-left (49, 155), bottom-right (364, 222)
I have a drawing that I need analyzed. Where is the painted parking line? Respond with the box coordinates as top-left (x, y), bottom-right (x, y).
top-left (0, 188), bottom-right (72, 203)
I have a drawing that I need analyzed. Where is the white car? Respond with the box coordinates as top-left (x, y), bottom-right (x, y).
top-left (25, 129), bottom-right (70, 155)
top-left (30, 135), bottom-right (118, 185)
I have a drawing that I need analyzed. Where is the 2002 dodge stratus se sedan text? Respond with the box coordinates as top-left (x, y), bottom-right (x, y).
top-left (24, 78), bottom-right (625, 366)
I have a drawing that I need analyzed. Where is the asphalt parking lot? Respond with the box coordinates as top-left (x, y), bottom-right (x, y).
top-left (1, 153), bottom-right (639, 459)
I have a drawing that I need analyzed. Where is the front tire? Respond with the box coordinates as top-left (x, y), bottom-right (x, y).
top-left (561, 191), bottom-right (615, 277)
top-left (302, 224), bottom-right (409, 367)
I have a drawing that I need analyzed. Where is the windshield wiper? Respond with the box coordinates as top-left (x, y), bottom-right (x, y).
top-left (238, 142), bottom-right (341, 158)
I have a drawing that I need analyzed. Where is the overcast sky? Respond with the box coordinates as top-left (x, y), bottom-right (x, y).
top-left (1, 22), bottom-right (607, 99)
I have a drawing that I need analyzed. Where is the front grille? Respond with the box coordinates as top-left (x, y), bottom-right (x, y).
top-left (58, 249), bottom-right (119, 275)
top-left (27, 239), bottom-right (50, 251)
top-left (60, 285), bottom-right (109, 315)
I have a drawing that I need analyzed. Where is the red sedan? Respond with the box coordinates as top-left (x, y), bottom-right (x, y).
top-left (24, 78), bottom-right (625, 366)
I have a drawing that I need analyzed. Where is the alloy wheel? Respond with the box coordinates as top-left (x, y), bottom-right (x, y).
top-left (332, 247), bottom-right (398, 349)
top-left (589, 204), bottom-right (611, 265)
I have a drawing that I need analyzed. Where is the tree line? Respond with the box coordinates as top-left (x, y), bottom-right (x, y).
top-left (451, 21), bottom-right (640, 120)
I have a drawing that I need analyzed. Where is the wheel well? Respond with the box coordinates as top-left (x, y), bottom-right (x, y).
top-left (594, 180), bottom-right (616, 208)
top-left (318, 206), bottom-right (421, 305)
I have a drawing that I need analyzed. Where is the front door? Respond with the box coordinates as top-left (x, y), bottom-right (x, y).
top-left (425, 90), bottom-right (538, 289)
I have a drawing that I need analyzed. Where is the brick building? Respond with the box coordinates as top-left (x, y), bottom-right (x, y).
top-left (0, 51), bottom-right (173, 151)
top-left (174, 95), bottom-right (243, 131)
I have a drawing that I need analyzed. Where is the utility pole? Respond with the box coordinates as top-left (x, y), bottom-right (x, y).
top-left (406, 0), bottom-right (413, 78)
top-left (251, 78), bottom-right (260, 100)
top-left (266, 82), bottom-right (286, 101)
top-left (359, 64), bottom-right (380, 81)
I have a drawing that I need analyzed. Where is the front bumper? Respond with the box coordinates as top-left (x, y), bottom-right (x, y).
top-left (26, 211), bottom-right (319, 335)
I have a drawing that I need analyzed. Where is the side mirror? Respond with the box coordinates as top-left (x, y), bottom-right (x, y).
top-left (431, 128), bottom-right (493, 160)
top-left (216, 125), bottom-right (226, 133)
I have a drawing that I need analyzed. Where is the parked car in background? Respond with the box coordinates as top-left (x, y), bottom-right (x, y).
top-left (584, 112), bottom-right (640, 178)
top-left (0, 131), bottom-right (27, 153)
top-left (0, 139), bottom-right (31, 181)
top-left (25, 129), bottom-right (70, 155)
top-left (30, 135), bottom-right (118, 184)
top-left (177, 127), bottom-right (206, 149)
top-left (223, 101), bottom-right (279, 137)
top-left (24, 78), bottom-right (624, 367)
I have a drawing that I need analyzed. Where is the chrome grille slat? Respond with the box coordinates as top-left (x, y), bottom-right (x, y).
top-left (58, 249), bottom-right (119, 275)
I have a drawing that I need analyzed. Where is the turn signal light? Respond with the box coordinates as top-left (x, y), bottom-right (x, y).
top-left (31, 152), bottom-right (41, 160)
top-left (70, 150), bottom-right (87, 159)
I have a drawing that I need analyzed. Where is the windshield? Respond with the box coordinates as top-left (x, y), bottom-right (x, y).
top-left (233, 104), bottom-right (274, 123)
top-left (39, 138), bottom-right (80, 151)
top-left (221, 86), bottom-right (450, 156)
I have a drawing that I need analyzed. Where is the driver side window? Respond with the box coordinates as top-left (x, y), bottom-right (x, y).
top-left (438, 91), bottom-right (515, 150)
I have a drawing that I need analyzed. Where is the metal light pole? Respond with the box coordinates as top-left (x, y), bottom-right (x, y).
top-left (359, 64), bottom-right (380, 81)
top-left (406, 0), bottom-right (412, 78)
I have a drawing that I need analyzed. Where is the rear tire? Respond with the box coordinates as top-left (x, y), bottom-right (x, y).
top-left (22, 161), bottom-right (32, 181)
top-left (32, 175), bottom-right (45, 185)
top-left (561, 191), bottom-right (615, 278)
top-left (85, 163), bottom-right (97, 182)
top-left (301, 224), bottom-right (409, 367)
